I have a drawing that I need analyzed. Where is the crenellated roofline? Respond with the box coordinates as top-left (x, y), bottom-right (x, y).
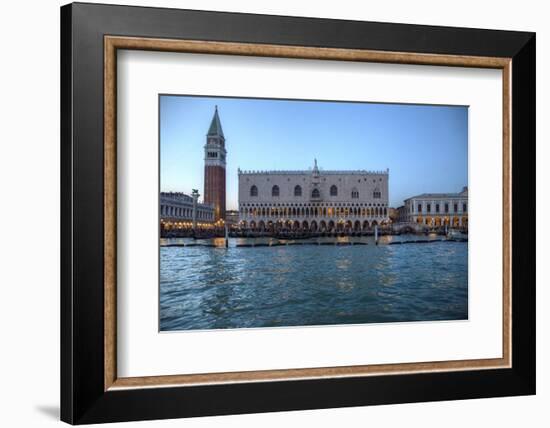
top-left (238, 168), bottom-right (389, 176)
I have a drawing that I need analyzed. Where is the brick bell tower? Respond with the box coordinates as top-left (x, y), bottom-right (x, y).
top-left (204, 106), bottom-right (226, 221)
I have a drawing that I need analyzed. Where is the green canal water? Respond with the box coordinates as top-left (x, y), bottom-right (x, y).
top-left (159, 235), bottom-right (468, 331)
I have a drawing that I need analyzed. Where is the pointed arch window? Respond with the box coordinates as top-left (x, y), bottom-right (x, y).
top-left (250, 185), bottom-right (258, 197)
top-left (373, 188), bottom-right (381, 199)
top-left (312, 188), bottom-right (320, 198)
top-left (272, 185), bottom-right (280, 197)
top-left (351, 188), bottom-right (359, 199)
top-left (294, 185), bottom-right (302, 197)
top-left (330, 185), bottom-right (338, 196)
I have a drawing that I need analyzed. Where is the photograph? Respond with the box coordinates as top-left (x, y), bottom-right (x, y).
top-left (159, 95), bottom-right (469, 331)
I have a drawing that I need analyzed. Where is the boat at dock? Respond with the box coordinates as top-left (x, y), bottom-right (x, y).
top-left (446, 229), bottom-right (468, 242)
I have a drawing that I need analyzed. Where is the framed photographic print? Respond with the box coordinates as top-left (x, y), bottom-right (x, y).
top-left (61, 2), bottom-right (535, 424)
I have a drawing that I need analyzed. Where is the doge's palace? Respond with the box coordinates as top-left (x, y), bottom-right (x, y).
top-left (238, 160), bottom-right (389, 231)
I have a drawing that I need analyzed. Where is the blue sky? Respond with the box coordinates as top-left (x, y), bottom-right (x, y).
top-left (160, 95), bottom-right (468, 209)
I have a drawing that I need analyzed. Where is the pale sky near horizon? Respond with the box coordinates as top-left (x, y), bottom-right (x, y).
top-left (160, 95), bottom-right (468, 209)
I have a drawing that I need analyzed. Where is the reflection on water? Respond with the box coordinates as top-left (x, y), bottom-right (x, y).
top-left (160, 235), bottom-right (468, 331)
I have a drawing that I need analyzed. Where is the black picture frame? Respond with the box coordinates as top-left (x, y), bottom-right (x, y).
top-left (61, 2), bottom-right (535, 424)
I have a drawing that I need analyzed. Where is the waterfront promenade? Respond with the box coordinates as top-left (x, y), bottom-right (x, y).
top-left (161, 222), bottom-right (467, 240)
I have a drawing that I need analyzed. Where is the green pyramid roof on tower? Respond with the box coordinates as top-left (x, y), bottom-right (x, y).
top-left (207, 106), bottom-right (224, 138)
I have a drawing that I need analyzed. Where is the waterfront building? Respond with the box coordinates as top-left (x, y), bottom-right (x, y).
top-left (203, 106), bottom-right (227, 221)
top-left (388, 207), bottom-right (398, 224)
top-left (396, 205), bottom-right (407, 223)
top-left (238, 160), bottom-right (390, 231)
top-left (397, 187), bottom-right (468, 228)
top-left (225, 209), bottom-right (240, 228)
top-left (160, 192), bottom-right (215, 230)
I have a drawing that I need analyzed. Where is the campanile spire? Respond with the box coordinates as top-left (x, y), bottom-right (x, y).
top-left (203, 107), bottom-right (227, 221)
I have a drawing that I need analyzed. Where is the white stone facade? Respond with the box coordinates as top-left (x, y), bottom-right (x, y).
top-left (160, 192), bottom-right (215, 225)
top-left (396, 187), bottom-right (468, 228)
top-left (238, 160), bottom-right (390, 231)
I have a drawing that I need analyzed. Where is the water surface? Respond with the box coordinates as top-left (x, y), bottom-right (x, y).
top-left (160, 236), bottom-right (467, 331)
